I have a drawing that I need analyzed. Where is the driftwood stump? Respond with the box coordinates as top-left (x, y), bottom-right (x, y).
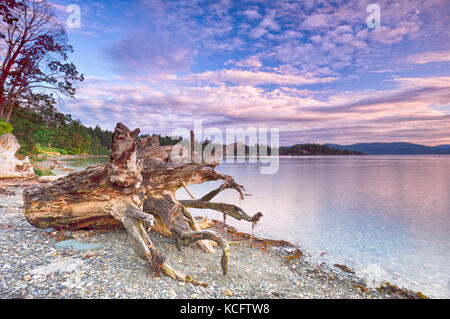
top-left (23, 123), bottom-right (262, 283)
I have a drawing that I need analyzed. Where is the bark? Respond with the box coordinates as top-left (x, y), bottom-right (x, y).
top-left (23, 123), bottom-right (143, 229)
top-left (22, 124), bottom-right (263, 283)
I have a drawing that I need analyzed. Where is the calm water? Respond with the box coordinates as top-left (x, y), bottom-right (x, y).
top-left (60, 156), bottom-right (109, 171)
top-left (69, 155), bottom-right (450, 298)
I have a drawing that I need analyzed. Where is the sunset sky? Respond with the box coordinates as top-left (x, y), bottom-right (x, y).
top-left (48, 0), bottom-right (450, 146)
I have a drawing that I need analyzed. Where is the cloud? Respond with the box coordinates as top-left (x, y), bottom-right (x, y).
top-left (52, 0), bottom-right (450, 146)
top-left (408, 51), bottom-right (450, 64)
top-left (249, 27), bottom-right (268, 39)
top-left (242, 8), bottom-right (261, 20)
top-left (249, 15), bottom-right (280, 39)
top-left (259, 15), bottom-right (280, 31)
top-left (104, 28), bottom-right (195, 74)
top-left (229, 56), bottom-right (263, 69)
top-left (300, 14), bottom-right (331, 30)
top-left (279, 30), bottom-right (304, 40)
top-left (48, 2), bottom-right (67, 13)
top-left (184, 69), bottom-right (337, 86)
top-left (63, 74), bottom-right (450, 145)
top-left (369, 69), bottom-right (398, 73)
top-left (99, 0), bottom-right (450, 77)
top-left (103, 0), bottom-right (237, 73)
top-left (370, 25), bottom-right (416, 44)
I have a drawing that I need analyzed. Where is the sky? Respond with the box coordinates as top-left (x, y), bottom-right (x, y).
top-left (48, 0), bottom-right (450, 146)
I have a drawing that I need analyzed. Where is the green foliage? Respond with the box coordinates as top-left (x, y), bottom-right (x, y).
top-left (33, 167), bottom-right (56, 177)
top-left (0, 118), bottom-right (13, 135)
top-left (11, 104), bottom-right (113, 157)
top-left (35, 144), bottom-right (68, 155)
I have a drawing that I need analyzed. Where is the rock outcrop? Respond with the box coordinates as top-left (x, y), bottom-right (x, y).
top-left (0, 133), bottom-right (34, 178)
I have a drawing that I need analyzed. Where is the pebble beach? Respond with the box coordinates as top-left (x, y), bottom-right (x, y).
top-left (0, 181), bottom-right (402, 299)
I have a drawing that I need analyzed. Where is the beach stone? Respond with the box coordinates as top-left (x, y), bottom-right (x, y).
top-left (271, 291), bottom-right (280, 297)
top-left (0, 134), bottom-right (34, 178)
top-left (30, 257), bottom-right (84, 276)
top-left (223, 289), bottom-right (233, 297)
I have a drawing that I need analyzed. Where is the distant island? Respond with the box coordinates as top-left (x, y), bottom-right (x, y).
top-left (325, 142), bottom-right (450, 155)
top-left (200, 142), bottom-right (365, 156)
top-left (275, 144), bottom-right (364, 156)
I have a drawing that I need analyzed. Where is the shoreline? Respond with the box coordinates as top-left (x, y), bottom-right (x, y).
top-left (213, 220), bottom-right (427, 299)
top-left (32, 154), bottom-right (109, 177)
top-left (0, 179), bottom-right (427, 299)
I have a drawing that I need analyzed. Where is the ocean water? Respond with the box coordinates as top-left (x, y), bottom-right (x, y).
top-left (177, 155), bottom-right (450, 298)
top-left (67, 155), bottom-right (450, 298)
top-left (60, 156), bottom-right (109, 171)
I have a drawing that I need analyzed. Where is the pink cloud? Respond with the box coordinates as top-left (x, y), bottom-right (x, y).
top-left (231, 56), bottom-right (263, 69)
top-left (408, 51), bottom-right (450, 64)
top-left (62, 75), bottom-right (450, 146)
top-left (242, 8), bottom-right (261, 20)
top-left (300, 14), bottom-right (331, 30)
top-left (185, 69), bottom-right (337, 86)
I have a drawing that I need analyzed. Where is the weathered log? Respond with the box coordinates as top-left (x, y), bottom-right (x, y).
top-left (22, 123), bottom-right (263, 283)
top-left (23, 123), bottom-right (143, 230)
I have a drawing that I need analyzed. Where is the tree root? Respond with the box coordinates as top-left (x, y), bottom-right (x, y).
top-left (124, 205), bottom-right (155, 231)
top-left (180, 178), bottom-right (262, 228)
top-left (143, 194), bottom-right (231, 276)
top-left (180, 199), bottom-right (263, 230)
top-left (181, 206), bottom-right (217, 253)
top-left (176, 229), bottom-right (230, 275)
top-left (123, 215), bottom-right (208, 286)
top-left (200, 176), bottom-right (245, 202)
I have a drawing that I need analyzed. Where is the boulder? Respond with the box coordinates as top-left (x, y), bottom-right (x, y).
top-left (0, 133), bottom-right (34, 178)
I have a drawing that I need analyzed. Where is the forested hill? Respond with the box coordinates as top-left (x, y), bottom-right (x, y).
top-left (277, 144), bottom-right (364, 156)
top-left (0, 105), bottom-right (183, 158)
top-left (5, 105), bottom-right (113, 156)
top-left (325, 142), bottom-right (450, 155)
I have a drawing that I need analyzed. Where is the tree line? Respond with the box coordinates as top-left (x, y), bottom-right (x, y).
top-left (10, 103), bottom-right (113, 156)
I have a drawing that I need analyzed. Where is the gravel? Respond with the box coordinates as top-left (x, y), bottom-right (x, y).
top-left (0, 183), bottom-right (390, 299)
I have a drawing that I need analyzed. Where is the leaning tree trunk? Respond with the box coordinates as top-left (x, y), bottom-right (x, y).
top-left (23, 123), bottom-right (262, 284)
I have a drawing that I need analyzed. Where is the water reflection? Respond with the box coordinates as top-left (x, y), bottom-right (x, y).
top-left (66, 155), bottom-right (450, 297)
top-left (177, 155), bottom-right (450, 298)
top-left (60, 156), bottom-right (109, 171)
